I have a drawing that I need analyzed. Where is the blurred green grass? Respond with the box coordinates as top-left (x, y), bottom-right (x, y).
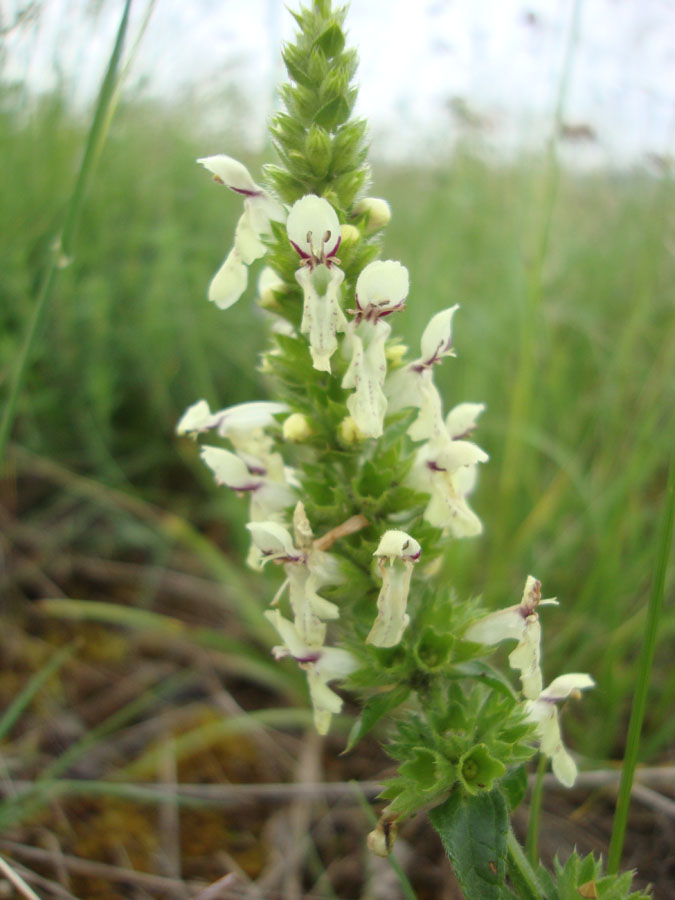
top-left (2, 85), bottom-right (673, 763)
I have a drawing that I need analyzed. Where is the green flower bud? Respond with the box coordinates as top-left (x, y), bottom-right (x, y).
top-left (305, 124), bottom-right (332, 177)
top-left (307, 46), bottom-right (328, 83)
top-left (353, 197), bottom-right (391, 232)
top-left (283, 412), bottom-right (314, 442)
top-left (315, 22), bottom-right (345, 58)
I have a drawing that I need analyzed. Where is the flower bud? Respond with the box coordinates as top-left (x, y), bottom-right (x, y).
top-left (257, 267), bottom-right (285, 310)
top-left (305, 123), bottom-right (332, 177)
top-left (367, 817), bottom-right (398, 857)
top-left (385, 342), bottom-right (408, 365)
top-left (353, 197), bottom-right (391, 233)
top-left (339, 223), bottom-right (360, 246)
top-left (337, 416), bottom-right (364, 446)
top-left (283, 413), bottom-right (313, 442)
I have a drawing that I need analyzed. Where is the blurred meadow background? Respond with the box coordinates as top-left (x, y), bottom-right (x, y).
top-left (1, 0), bottom-right (674, 897)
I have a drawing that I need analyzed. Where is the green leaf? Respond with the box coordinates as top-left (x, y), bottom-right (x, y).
top-left (450, 659), bottom-right (519, 699)
top-left (314, 22), bottom-right (345, 57)
top-left (429, 788), bottom-right (508, 899)
top-left (344, 685), bottom-right (411, 753)
top-left (501, 764), bottom-right (528, 812)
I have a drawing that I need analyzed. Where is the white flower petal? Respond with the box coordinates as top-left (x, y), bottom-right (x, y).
top-left (264, 610), bottom-right (313, 659)
top-left (525, 673), bottom-right (594, 787)
top-left (367, 562), bottom-right (413, 648)
top-left (215, 401), bottom-right (288, 436)
top-left (246, 521), bottom-right (302, 562)
top-left (424, 484), bottom-right (484, 537)
top-left (197, 154), bottom-right (261, 195)
top-left (419, 305), bottom-right (459, 366)
top-left (314, 647), bottom-right (358, 680)
top-left (384, 364), bottom-right (427, 415)
top-left (445, 402), bottom-right (486, 439)
top-left (454, 462), bottom-right (478, 497)
top-left (508, 616), bottom-right (543, 700)
top-left (297, 264), bottom-right (347, 372)
top-left (407, 375), bottom-right (446, 443)
top-left (540, 673), bottom-right (595, 701)
top-left (287, 195), bottom-right (341, 259)
top-left (436, 439), bottom-right (489, 471)
top-left (257, 266), bottom-right (285, 307)
top-left (367, 531), bottom-right (421, 648)
top-left (464, 607), bottom-right (526, 644)
top-left (286, 567), bottom-right (333, 647)
top-left (342, 321), bottom-right (390, 438)
top-left (234, 208), bottom-right (268, 264)
top-left (355, 260), bottom-right (409, 318)
top-left (374, 530), bottom-right (422, 561)
top-left (176, 399), bottom-right (218, 436)
top-left (200, 446), bottom-right (262, 491)
top-left (552, 746), bottom-right (578, 788)
top-left (208, 248), bottom-right (248, 309)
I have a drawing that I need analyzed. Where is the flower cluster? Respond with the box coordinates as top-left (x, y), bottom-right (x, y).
top-left (465, 575), bottom-right (594, 786)
top-left (179, 147), bottom-right (493, 726)
top-left (180, 145), bottom-right (594, 785)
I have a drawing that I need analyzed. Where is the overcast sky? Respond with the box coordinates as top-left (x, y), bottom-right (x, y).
top-left (4, 0), bottom-right (675, 166)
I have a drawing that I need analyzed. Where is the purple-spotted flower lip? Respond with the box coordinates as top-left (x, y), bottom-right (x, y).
top-left (289, 233), bottom-right (342, 268)
top-left (411, 334), bottom-right (454, 372)
top-left (259, 549), bottom-right (305, 563)
top-left (287, 195), bottom-right (342, 269)
top-left (412, 338), bottom-right (453, 371)
top-left (294, 652), bottom-right (322, 665)
top-left (235, 482), bottom-right (262, 493)
top-left (348, 260), bottom-right (409, 325)
top-left (228, 185), bottom-right (262, 198)
top-left (409, 305), bottom-right (459, 372)
top-left (373, 529), bottom-right (422, 563)
top-left (350, 293), bottom-right (405, 324)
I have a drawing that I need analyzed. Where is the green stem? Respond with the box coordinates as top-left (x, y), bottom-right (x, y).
top-left (506, 828), bottom-right (544, 900)
top-left (525, 754), bottom-right (547, 866)
top-left (608, 447), bottom-right (675, 873)
top-left (0, 0), bottom-right (134, 465)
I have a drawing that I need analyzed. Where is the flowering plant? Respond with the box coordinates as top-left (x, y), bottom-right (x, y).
top-left (178, 3), bottom-right (650, 897)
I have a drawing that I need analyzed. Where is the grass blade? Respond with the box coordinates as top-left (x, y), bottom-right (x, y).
top-left (608, 447), bottom-right (675, 872)
top-left (39, 598), bottom-right (302, 696)
top-left (0, 644), bottom-right (74, 743)
top-left (0, 0), bottom-right (134, 464)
